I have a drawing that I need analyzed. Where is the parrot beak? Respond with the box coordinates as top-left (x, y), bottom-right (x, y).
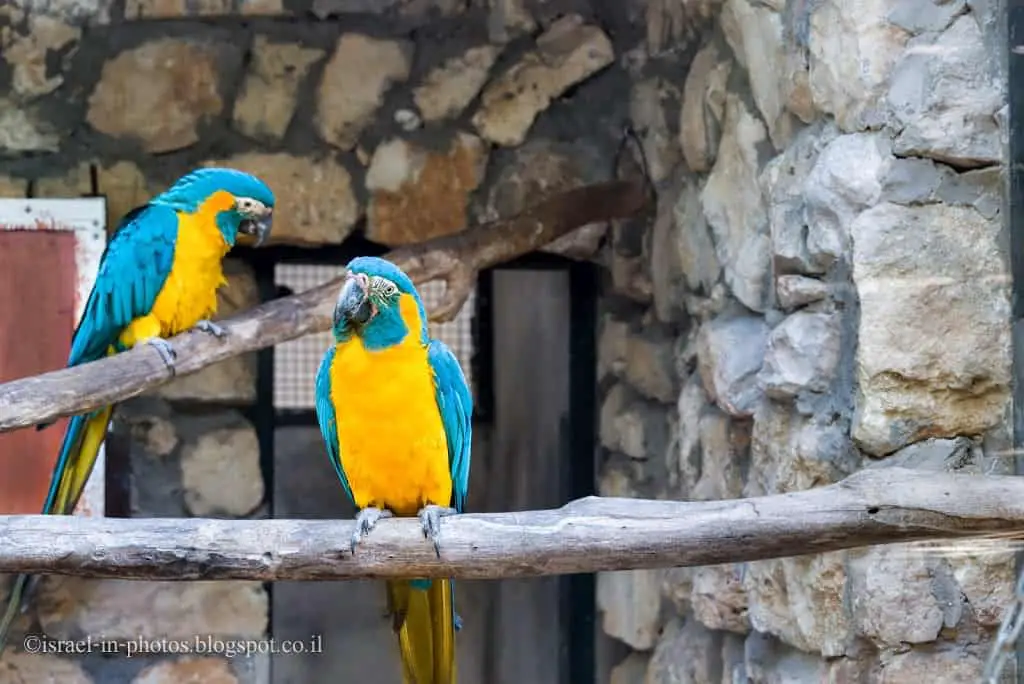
top-left (334, 272), bottom-right (373, 327)
top-left (239, 210), bottom-right (272, 247)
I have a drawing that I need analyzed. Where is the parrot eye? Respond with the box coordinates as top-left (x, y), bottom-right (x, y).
top-left (370, 276), bottom-right (399, 298)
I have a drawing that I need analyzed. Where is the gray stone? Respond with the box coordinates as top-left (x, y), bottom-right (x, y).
top-left (696, 313), bottom-right (769, 417)
top-left (596, 570), bottom-right (663, 650)
top-left (181, 425), bottom-right (265, 517)
top-left (888, 0), bottom-right (966, 33)
top-left (630, 77), bottom-right (682, 183)
top-left (775, 276), bottom-right (829, 309)
top-left (746, 401), bottom-right (860, 496)
top-left (888, 15), bottom-right (1005, 167)
top-left (744, 631), bottom-right (831, 682)
top-left (760, 120), bottom-right (841, 276)
top-left (807, 0), bottom-right (910, 131)
top-left (609, 653), bottom-right (648, 684)
top-left (935, 165), bottom-right (1003, 219)
top-left (690, 563), bottom-right (750, 633)
top-left (851, 202), bottom-right (1011, 455)
top-left (412, 45), bottom-right (502, 122)
top-left (672, 372), bottom-right (708, 494)
top-left (721, 0), bottom-right (809, 147)
top-left (650, 180), bottom-right (688, 323)
top-left (671, 176), bottom-right (722, 296)
top-left (744, 552), bottom-right (852, 656)
top-left (758, 311), bottom-right (842, 398)
top-left (646, 617), bottom-right (724, 684)
top-left (802, 131), bottom-right (893, 269)
top-left (848, 548), bottom-right (944, 646)
top-left (599, 383), bottom-right (670, 460)
top-left (679, 42), bottom-right (731, 173)
top-left (722, 633), bottom-right (747, 683)
top-left (691, 407), bottom-right (748, 501)
top-left (486, 0), bottom-right (536, 43)
top-left (472, 15), bottom-right (614, 146)
top-left (701, 95), bottom-right (771, 311)
top-left (878, 647), bottom-right (985, 682)
top-left (880, 157), bottom-right (953, 204)
top-left (0, 652), bottom-right (93, 684)
top-left (869, 436), bottom-right (982, 472)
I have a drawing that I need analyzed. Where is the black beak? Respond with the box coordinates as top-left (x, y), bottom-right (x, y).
top-left (334, 273), bottom-right (373, 327)
top-left (239, 212), bottom-right (273, 247)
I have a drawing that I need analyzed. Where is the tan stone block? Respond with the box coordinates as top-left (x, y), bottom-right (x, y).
top-left (314, 33), bottom-right (413, 150)
top-left (201, 153), bottom-right (361, 245)
top-left (181, 424), bottom-right (264, 517)
top-left (87, 39), bottom-right (227, 153)
top-left (472, 15), bottom-right (614, 146)
top-left (1, 15), bottom-right (81, 99)
top-left (365, 132), bottom-right (488, 246)
top-left (0, 99), bottom-right (58, 152)
top-left (37, 579), bottom-right (268, 640)
top-left (34, 162), bottom-right (93, 198)
top-left (0, 652), bottom-right (93, 684)
top-left (232, 36), bottom-right (324, 141)
top-left (239, 0), bottom-right (287, 15)
top-left (133, 657), bottom-right (237, 684)
top-left (96, 161), bottom-right (156, 233)
top-left (155, 259), bottom-right (258, 403)
top-left (412, 45), bottom-right (501, 122)
top-left (0, 175), bottom-right (28, 198)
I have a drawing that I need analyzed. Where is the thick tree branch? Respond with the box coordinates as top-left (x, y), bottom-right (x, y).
top-left (0, 469), bottom-right (1020, 580)
top-left (0, 179), bottom-right (650, 432)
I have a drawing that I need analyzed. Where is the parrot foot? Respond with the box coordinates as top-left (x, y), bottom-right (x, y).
top-left (351, 507), bottom-right (392, 554)
top-left (195, 319), bottom-right (228, 338)
top-left (146, 338), bottom-right (177, 372)
top-left (417, 505), bottom-right (458, 559)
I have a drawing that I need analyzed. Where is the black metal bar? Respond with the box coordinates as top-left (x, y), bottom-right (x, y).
top-left (103, 430), bottom-right (132, 518)
top-left (1010, 2), bottom-right (1024, 680)
top-left (564, 261), bottom-right (598, 684)
top-left (230, 236), bottom-right (389, 266)
top-left (472, 268), bottom-right (495, 423)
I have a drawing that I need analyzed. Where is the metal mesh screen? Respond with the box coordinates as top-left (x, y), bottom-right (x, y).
top-left (273, 263), bottom-right (476, 410)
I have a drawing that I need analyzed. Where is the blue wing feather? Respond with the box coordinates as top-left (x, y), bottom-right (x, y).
top-left (67, 204), bottom-right (178, 367)
top-left (427, 339), bottom-right (472, 513)
top-left (315, 345), bottom-right (355, 503)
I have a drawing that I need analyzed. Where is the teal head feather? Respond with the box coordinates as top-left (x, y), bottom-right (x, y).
top-left (332, 256), bottom-right (429, 350)
top-left (151, 167), bottom-right (275, 246)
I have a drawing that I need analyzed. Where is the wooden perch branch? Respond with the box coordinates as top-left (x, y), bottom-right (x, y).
top-left (0, 179), bottom-right (650, 433)
top-left (0, 468), bottom-right (1021, 580)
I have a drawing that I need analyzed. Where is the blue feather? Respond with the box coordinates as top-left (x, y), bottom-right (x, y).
top-left (314, 345), bottom-right (354, 504)
top-left (428, 339), bottom-right (473, 513)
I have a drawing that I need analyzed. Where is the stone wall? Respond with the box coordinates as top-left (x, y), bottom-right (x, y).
top-left (595, 0), bottom-right (1014, 681)
top-left (0, 0), bottom-right (1013, 682)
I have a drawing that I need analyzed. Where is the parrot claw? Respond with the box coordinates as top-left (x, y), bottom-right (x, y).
top-left (146, 338), bottom-right (177, 372)
top-left (417, 505), bottom-right (458, 559)
top-left (350, 507), bottom-right (392, 554)
top-left (194, 319), bottom-right (228, 338)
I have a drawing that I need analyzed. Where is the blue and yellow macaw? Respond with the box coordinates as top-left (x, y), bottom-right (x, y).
top-left (314, 256), bottom-right (472, 684)
top-left (0, 167), bottom-right (275, 651)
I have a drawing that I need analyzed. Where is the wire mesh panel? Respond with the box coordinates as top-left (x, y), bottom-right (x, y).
top-left (273, 263), bottom-right (476, 410)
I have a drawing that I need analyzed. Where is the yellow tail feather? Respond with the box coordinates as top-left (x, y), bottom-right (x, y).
top-left (386, 578), bottom-right (456, 684)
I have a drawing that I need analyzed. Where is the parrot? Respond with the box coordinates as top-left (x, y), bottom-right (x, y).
top-left (0, 167), bottom-right (275, 652)
top-left (314, 256), bottom-right (472, 684)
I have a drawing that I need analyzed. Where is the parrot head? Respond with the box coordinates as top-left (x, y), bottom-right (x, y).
top-left (332, 256), bottom-right (429, 349)
top-left (154, 167), bottom-right (275, 246)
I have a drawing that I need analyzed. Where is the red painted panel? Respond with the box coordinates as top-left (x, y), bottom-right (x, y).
top-left (0, 230), bottom-right (78, 514)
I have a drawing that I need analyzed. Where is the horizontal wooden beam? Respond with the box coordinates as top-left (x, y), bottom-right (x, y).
top-left (0, 468), bottom-right (1020, 580)
top-left (0, 179), bottom-right (650, 433)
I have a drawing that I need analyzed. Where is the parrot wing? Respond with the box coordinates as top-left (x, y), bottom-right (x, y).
top-left (315, 345), bottom-right (355, 503)
top-left (427, 338), bottom-right (472, 513)
top-left (67, 204), bottom-right (178, 367)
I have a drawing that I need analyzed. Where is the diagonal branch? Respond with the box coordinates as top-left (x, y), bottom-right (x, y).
top-left (0, 179), bottom-right (650, 433)
top-left (0, 469), bottom-right (1019, 579)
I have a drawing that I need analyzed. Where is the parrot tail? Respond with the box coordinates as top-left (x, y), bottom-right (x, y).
top-left (0, 406), bottom-right (114, 653)
top-left (386, 578), bottom-right (457, 684)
